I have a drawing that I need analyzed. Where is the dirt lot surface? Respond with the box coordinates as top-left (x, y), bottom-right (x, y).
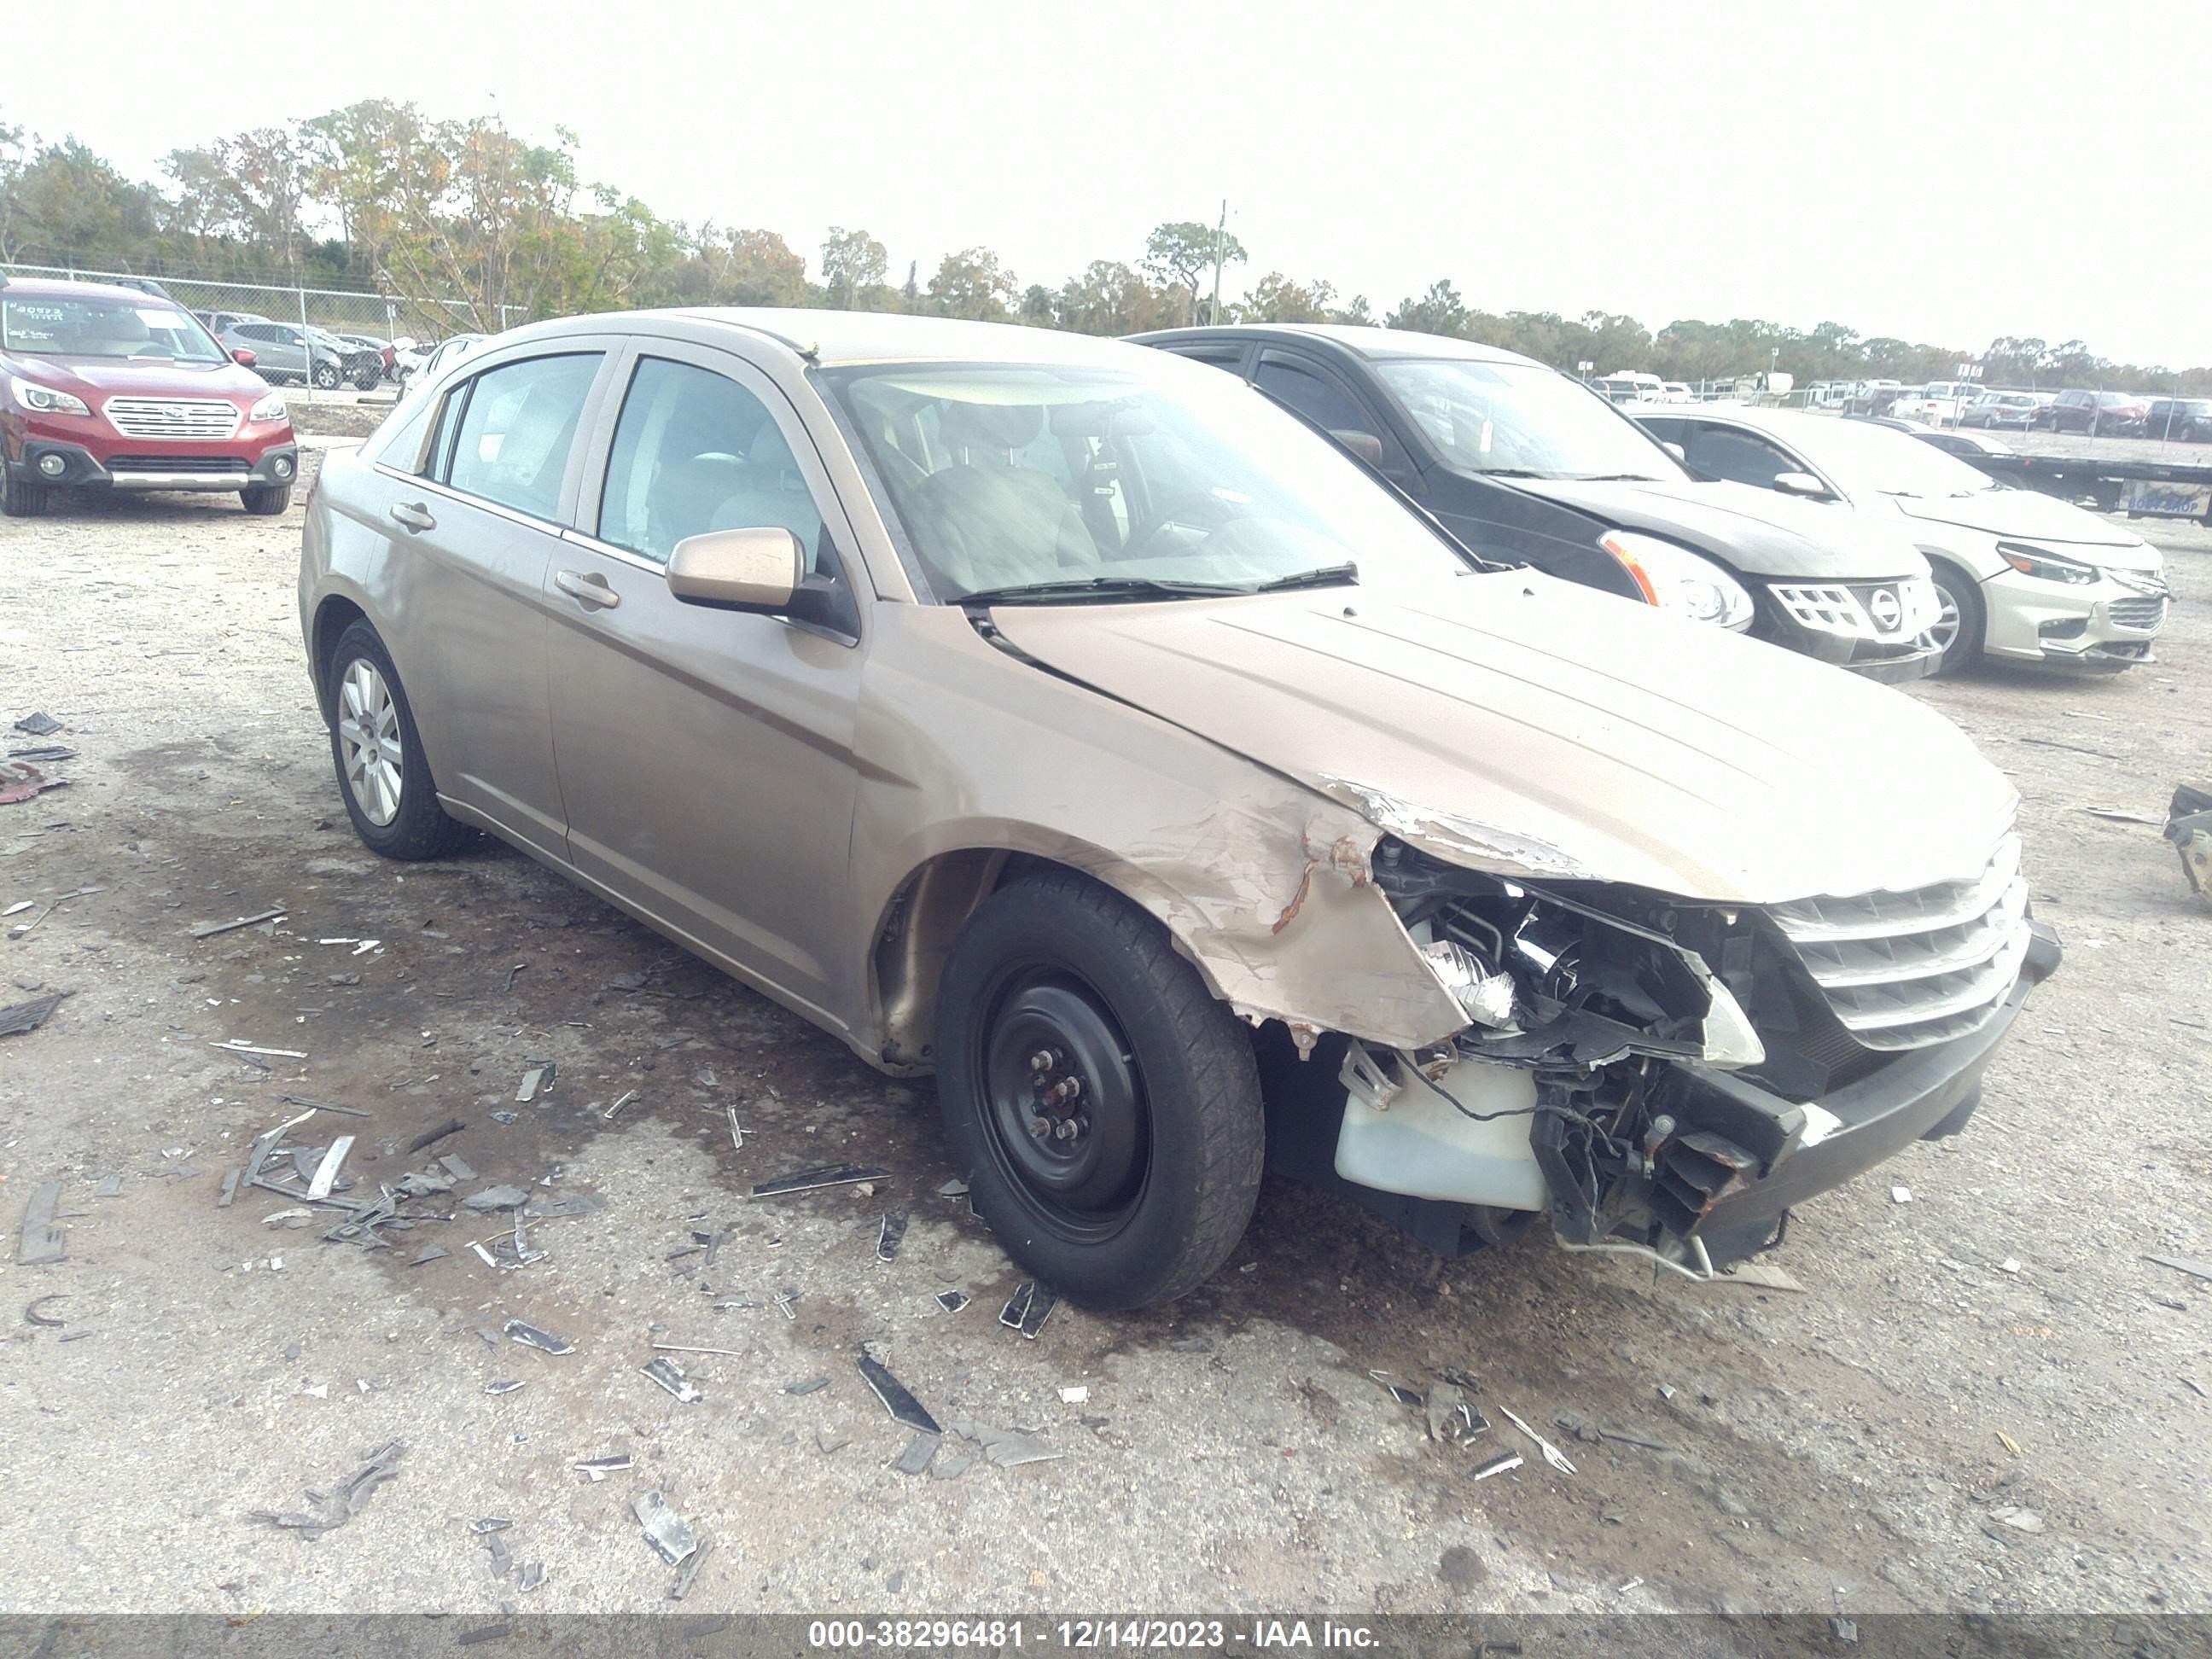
top-left (2, 454), bottom-right (2208, 1621)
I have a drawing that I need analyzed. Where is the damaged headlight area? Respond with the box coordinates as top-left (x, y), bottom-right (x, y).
top-left (1320, 834), bottom-right (2053, 1275)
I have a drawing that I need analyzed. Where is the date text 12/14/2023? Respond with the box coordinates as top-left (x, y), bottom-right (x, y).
top-left (806, 1621), bottom-right (1380, 1650)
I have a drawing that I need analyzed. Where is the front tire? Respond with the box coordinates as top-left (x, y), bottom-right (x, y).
top-left (324, 620), bottom-right (473, 860)
top-left (312, 361), bottom-right (343, 391)
top-left (1919, 562), bottom-right (1984, 676)
top-left (240, 483), bottom-right (291, 516)
top-left (1, 463), bottom-right (53, 518)
top-left (935, 872), bottom-right (1264, 1310)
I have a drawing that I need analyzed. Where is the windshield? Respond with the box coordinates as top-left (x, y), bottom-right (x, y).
top-left (1373, 358), bottom-right (1685, 481)
top-left (1798, 416), bottom-right (2000, 498)
top-left (824, 359), bottom-right (1474, 603)
top-left (0, 294), bottom-right (225, 363)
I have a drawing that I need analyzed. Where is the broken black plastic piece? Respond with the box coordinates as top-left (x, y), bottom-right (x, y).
top-left (856, 1353), bottom-right (940, 1434)
top-left (750, 1163), bottom-right (890, 1198)
top-left (876, 1210), bottom-right (908, 1263)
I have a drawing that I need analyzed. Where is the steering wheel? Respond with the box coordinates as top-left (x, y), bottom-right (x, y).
top-left (1132, 487), bottom-right (1243, 549)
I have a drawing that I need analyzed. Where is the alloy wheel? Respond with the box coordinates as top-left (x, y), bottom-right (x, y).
top-left (336, 659), bottom-right (404, 826)
top-left (1918, 586), bottom-right (1962, 658)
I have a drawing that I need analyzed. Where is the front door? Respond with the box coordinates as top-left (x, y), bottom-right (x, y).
top-left (544, 341), bottom-right (868, 1025)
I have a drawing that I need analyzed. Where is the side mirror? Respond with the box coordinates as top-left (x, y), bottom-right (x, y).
top-left (1660, 441), bottom-right (1687, 463)
top-left (666, 526), bottom-right (803, 614)
top-left (1773, 470), bottom-right (1829, 498)
top-left (1330, 429), bottom-right (1385, 467)
top-left (232, 349), bottom-right (257, 368)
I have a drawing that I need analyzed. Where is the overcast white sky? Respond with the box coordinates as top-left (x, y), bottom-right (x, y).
top-left (18, 1), bottom-right (2212, 363)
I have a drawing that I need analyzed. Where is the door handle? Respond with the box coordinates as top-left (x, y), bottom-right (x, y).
top-left (388, 502), bottom-right (435, 533)
top-left (555, 568), bottom-right (621, 610)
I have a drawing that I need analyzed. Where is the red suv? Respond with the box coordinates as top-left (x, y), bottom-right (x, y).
top-left (0, 275), bottom-right (300, 517)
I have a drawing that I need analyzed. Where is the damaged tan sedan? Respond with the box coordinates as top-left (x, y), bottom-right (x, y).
top-left (298, 311), bottom-right (2060, 1307)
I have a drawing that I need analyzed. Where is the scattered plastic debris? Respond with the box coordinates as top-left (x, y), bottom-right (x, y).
top-left (752, 1163), bottom-right (890, 1198)
top-left (1498, 1405), bottom-right (1576, 1475)
top-left (1996, 1429), bottom-right (2022, 1456)
top-left (468, 1517), bottom-right (513, 1534)
top-left (669, 1536), bottom-right (713, 1600)
top-left (998, 1281), bottom-right (1058, 1338)
top-left (1830, 1616), bottom-right (1858, 1644)
top-left (2145, 1253), bottom-right (2212, 1284)
top-left (438, 1154), bottom-right (479, 1183)
top-left (572, 1454), bottom-right (631, 1482)
top-left (190, 908), bottom-right (287, 940)
top-left (1472, 1449), bottom-right (1522, 1481)
top-left (602, 1089), bottom-right (637, 1121)
top-left (1369, 1370), bottom-right (1425, 1408)
top-left (934, 1290), bottom-right (969, 1313)
top-left (463, 1185), bottom-right (533, 1214)
top-left (15, 1182), bottom-right (65, 1266)
top-left (306, 1135), bottom-right (356, 1200)
top-left (0, 991), bottom-right (71, 1039)
top-left (405, 1119), bottom-right (465, 1154)
top-left (525, 1192), bottom-right (605, 1220)
top-left (894, 1432), bottom-right (941, 1476)
top-left (876, 1210), bottom-right (908, 1263)
top-left (1891, 1185), bottom-right (1912, 1204)
top-left (773, 1289), bottom-right (798, 1320)
top-left (642, 1356), bottom-right (704, 1403)
top-left (858, 1353), bottom-right (941, 1434)
top-left (13, 712), bottom-right (63, 736)
top-left (0, 761), bottom-right (69, 806)
top-left (1990, 1505), bottom-right (2045, 1534)
top-left (504, 1319), bottom-right (574, 1356)
top-left (632, 1490), bottom-right (699, 1566)
top-left (518, 1561), bottom-right (545, 1592)
top-left (1425, 1382), bottom-right (1490, 1445)
top-left (515, 1065), bottom-right (554, 1103)
top-left (25, 1293), bottom-right (67, 1328)
top-left (246, 1440), bottom-right (405, 1539)
top-left (1714, 1260), bottom-right (1807, 1293)
top-left (484, 1379), bottom-right (525, 1395)
top-left (784, 1377), bottom-right (830, 1395)
top-left (1059, 1386), bottom-right (1090, 1405)
top-left (948, 1421), bottom-right (1062, 1467)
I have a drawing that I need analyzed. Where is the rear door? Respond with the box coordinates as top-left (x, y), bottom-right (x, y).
top-left (363, 341), bottom-right (619, 858)
top-left (544, 338), bottom-right (869, 1022)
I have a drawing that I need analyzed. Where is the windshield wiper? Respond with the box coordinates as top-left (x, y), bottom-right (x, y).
top-left (1475, 467), bottom-right (1549, 478)
top-left (1561, 472), bottom-right (1666, 482)
top-left (1253, 562), bottom-right (1358, 591)
top-left (954, 574), bottom-right (1254, 608)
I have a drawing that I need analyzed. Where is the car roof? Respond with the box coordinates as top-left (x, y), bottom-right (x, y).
top-left (1130, 322), bottom-right (1545, 370)
top-left (632, 307), bottom-right (1178, 370)
top-left (0, 275), bottom-right (184, 305)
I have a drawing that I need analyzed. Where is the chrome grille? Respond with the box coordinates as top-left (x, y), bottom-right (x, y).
top-left (2107, 596), bottom-right (2167, 632)
top-left (1768, 578), bottom-right (1939, 641)
top-left (103, 399), bottom-right (240, 441)
top-left (1770, 835), bottom-right (2031, 1051)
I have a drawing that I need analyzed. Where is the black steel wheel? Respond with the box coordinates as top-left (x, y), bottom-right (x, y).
top-left (935, 871), bottom-right (1264, 1309)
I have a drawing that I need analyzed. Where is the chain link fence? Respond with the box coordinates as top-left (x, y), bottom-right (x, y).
top-left (0, 262), bottom-right (523, 400)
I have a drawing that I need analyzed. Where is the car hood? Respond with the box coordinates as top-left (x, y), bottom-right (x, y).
top-left (9, 354), bottom-right (265, 400)
top-left (1889, 486), bottom-right (2158, 562)
top-left (1498, 474), bottom-right (1929, 581)
top-left (990, 571), bottom-right (2016, 905)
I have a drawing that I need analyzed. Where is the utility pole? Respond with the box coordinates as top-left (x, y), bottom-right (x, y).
top-left (1209, 199), bottom-right (1227, 325)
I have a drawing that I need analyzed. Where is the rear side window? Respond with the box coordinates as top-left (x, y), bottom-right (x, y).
top-left (598, 357), bottom-right (826, 568)
top-left (441, 352), bottom-right (602, 520)
top-left (1166, 344), bottom-right (1245, 371)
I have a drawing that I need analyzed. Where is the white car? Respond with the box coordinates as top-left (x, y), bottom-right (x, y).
top-left (1889, 381), bottom-right (1982, 427)
top-left (395, 333), bottom-right (486, 399)
top-left (1627, 403), bottom-right (2168, 675)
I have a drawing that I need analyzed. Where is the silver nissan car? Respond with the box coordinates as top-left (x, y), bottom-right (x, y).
top-left (298, 310), bottom-right (2058, 1308)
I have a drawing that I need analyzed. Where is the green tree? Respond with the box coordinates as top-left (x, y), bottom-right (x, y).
top-left (1056, 259), bottom-right (1180, 335)
top-left (1144, 219), bottom-right (1246, 325)
top-left (1386, 279), bottom-right (1470, 338)
top-left (1238, 271), bottom-right (1336, 324)
top-left (821, 225), bottom-right (888, 307)
top-left (926, 246), bottom-right (1018, 321)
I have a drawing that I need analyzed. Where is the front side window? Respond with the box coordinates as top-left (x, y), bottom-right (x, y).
top-left (441, 352), bottom-right (602, 519)
top-left (1683, 424), bottom-right (1799, 490)
top-left (824, 358), bottom-right (1471, 602)
top-left (0, 294), bottom-right (225, 363)
top-left (1254, 356), bottom-right (1382, 442)
top-left (598, 357), bottom-right (825, 566)
top-left (1374, 358), bottom-right (1685, 481)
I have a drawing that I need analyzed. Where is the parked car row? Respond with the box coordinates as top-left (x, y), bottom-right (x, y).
top-left (189, 311), bottom-right (392, 391)
top-left (287, 306), bottom-right (2080, 1310)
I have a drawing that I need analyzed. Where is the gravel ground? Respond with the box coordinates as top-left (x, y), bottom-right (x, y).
top-left (1, 457), bottom-right (2207, 1620)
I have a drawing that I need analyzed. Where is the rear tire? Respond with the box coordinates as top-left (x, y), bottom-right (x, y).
top-left (324, 620), bottom-right (473, 861)
top-left (934, 871), bottom-right (1264, 1310)
top-left (1920, 562), bottom-right (1984, 677)
top-left (240, 483), bottom-right (292, 516)
top-left (1, 463), bottom-right (53, 518)
top-left (312, 362), bottom-right (342, 391)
